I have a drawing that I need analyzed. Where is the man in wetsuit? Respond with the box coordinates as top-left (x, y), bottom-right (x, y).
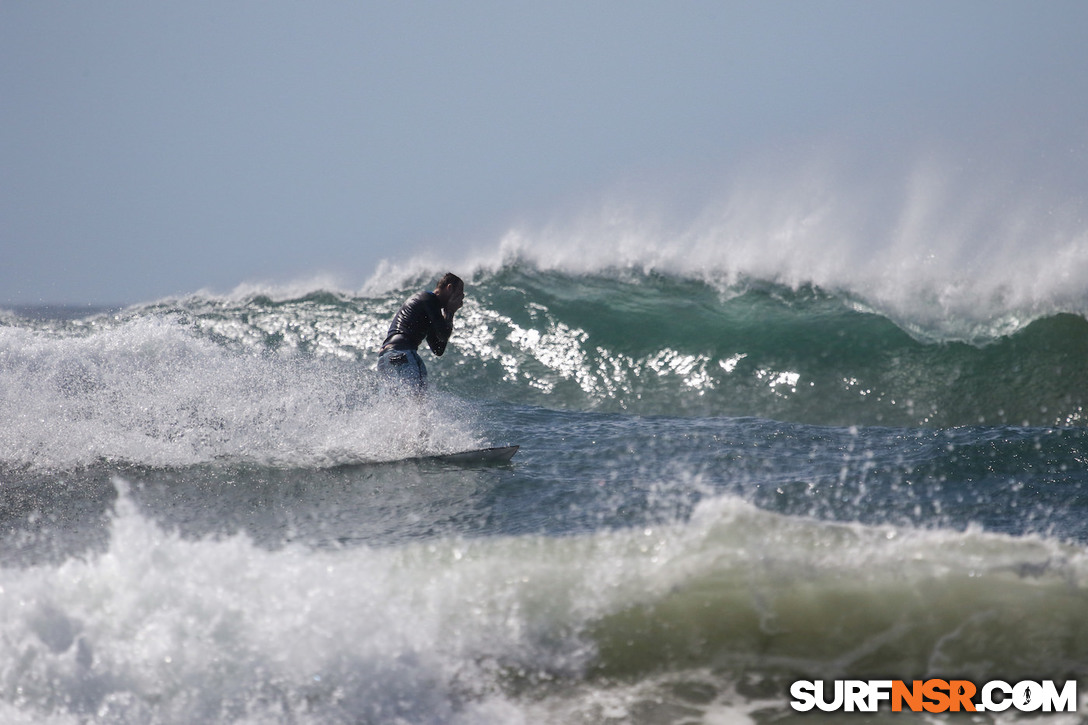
top-left (376, 272), bottom-right (464, 392)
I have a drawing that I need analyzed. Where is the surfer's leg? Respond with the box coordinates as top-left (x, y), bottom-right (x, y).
top-left (377, 349), bottom-right (428, 396)
top-left (376, 350), bottom-right (430, 454)
top-left (411, 352), bottom-right (428, 393)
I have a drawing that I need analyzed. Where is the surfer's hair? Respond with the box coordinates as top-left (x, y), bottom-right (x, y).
top-left (436, 272), bottom-right (463, 290)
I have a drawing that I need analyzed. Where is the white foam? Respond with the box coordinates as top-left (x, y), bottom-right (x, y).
top-left (0, 315), bottom-right (480, 470)
top-left (0, 480), bottom-right (530, 724)
top-left (2, 482), bottom-right (1085, 723)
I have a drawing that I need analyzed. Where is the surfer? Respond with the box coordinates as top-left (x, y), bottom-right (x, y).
top-left (376, 272), bottom-right (464, 393)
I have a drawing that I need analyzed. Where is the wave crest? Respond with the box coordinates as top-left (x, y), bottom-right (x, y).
top-left (5, 264), bottom-right (1087, 438)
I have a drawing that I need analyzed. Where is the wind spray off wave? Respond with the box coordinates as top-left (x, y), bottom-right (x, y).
top-left (485, 143), bottom-right (1088, 343)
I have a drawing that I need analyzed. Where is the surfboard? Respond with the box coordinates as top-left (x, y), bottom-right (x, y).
top-left (334, 445), bottom-right (519, 469)
top-left (423, 445), bottom-right (519, 464)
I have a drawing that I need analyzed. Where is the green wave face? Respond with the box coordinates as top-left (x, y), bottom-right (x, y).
top-left (20, 263), bottom-right (1086, 428)
top-left (444, 267), bottom-right (1088, 426)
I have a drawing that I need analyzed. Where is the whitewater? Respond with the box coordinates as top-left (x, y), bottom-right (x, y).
top-left (3, 168), bottom-right (1088, 722)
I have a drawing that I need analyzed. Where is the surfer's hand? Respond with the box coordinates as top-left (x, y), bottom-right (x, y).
top-left (445, 286), bottom-right (464, 315)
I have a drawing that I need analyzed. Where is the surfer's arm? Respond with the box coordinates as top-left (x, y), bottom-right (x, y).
top-left (424, 299), bottom-right (455, 356)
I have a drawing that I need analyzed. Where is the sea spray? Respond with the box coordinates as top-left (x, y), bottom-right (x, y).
top-left (0, 311), bottom-right (481, 471)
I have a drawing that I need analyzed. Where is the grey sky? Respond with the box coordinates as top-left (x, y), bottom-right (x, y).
top-left (3, 1), bottom-right (1086, 304)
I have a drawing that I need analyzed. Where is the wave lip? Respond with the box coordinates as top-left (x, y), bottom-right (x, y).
top-left (485, 139), bottom-right (1088, 346)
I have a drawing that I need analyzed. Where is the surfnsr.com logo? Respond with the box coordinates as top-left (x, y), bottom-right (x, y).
top-left (790, 679), bottom-right (1078, 713)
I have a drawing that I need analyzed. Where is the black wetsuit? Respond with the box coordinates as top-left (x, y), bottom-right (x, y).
top-left (376, 291), bottom-right (452, 390)
top-left (379, 291), bottom-right (452, 355)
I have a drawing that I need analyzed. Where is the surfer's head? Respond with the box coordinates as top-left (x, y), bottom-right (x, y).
top-left (435, 272), bottom-right (465, 311)
top-left (435, 272), bottom-right (463, 292)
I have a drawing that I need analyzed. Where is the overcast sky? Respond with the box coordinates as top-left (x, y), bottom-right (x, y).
top-left (3, 1), bottom-right (1086, 305)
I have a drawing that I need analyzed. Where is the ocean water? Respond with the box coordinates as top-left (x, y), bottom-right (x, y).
top-left (3, 253), bottom-right (1088, 723)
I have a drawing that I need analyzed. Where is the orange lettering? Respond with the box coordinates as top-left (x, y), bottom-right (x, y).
top-left (948, 680), bottom-right (976, 712)
top-left (892, 680), bottom-right (924, 712)
top-left (923, 679), bottom-right (950, 713)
